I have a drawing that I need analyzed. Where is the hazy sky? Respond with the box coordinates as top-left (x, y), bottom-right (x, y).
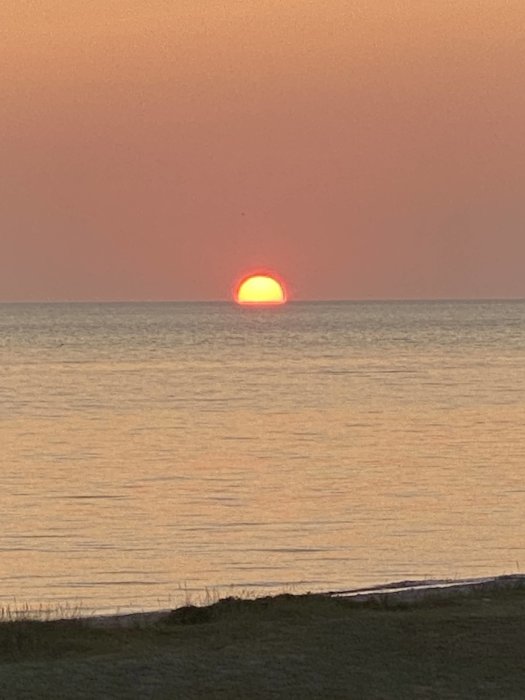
top-left (2, 1), bottom-right (524, 301)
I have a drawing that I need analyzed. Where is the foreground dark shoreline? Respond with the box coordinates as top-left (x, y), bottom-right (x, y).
top-left (2, 574), bottom-right (524, 698)
top-left (79, 572), bottom-right (525, 629)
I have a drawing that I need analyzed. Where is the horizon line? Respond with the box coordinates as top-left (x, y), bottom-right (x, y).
top-left (1, 295), bottom-right (524, 305)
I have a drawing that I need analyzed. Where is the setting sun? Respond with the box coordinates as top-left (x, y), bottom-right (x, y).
top-left (235, 274), bottom-right (287, 305)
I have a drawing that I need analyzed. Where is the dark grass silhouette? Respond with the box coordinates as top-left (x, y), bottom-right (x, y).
top-left (1, 578), bottom-right (524, 698)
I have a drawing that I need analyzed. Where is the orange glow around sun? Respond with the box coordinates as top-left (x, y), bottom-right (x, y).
top-left (235, 273), bottom-right (287, 305)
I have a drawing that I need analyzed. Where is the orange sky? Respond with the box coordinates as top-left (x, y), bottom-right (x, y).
top-left (2, 1), bottom-right (524, 301)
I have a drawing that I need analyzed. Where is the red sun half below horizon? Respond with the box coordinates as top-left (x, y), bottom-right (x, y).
top-left (234, 272), bottom-right (288, 305)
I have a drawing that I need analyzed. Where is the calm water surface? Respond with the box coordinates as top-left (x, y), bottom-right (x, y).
top-left (1, 301), bottom-right (524, 613)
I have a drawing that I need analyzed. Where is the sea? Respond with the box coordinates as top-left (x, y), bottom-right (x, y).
top-left (1, 300), bottom-right (524, 614)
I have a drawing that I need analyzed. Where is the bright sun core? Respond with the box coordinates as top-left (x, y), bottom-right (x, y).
top-left (235, 274), bottom-right (287, 305)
